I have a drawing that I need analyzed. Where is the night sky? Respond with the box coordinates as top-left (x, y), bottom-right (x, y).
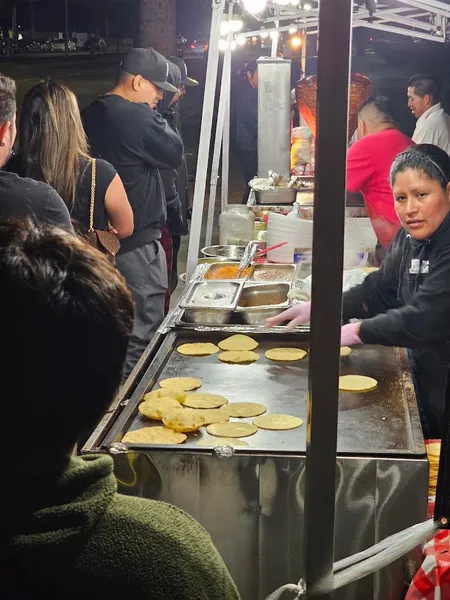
top-left (2, 0), bottom-right (211, 40)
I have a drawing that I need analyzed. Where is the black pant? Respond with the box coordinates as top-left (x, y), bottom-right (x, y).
top-left (239, 156), bottom-right (258, 204)
top-left (409, 347), bottom-right (449, 439)
top-left (171, 235), bottom-right (181, 293)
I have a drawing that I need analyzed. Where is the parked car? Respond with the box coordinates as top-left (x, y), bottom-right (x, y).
top-left (49, 38), bottom-right (76, 52)
top-left (188, 40), bottom-right (208, 57)
top-left (83, 37), bottom-right (107, 52)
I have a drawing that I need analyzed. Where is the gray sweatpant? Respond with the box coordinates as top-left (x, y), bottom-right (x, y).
top-left (116, 240), bottom-right (167, 379)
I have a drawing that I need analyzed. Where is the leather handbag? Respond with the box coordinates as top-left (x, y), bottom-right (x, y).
top-left (86, 158), bottom-right (120, 264)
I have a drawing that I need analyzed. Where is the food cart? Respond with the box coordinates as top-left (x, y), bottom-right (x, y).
top-left (82, 1), bottom-right (450, 598)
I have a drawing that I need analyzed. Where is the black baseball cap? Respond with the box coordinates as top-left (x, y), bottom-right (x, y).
top-left (168, 56), bottom-right (199, 86)
top-left (120, 48), bottom-right (179, 93)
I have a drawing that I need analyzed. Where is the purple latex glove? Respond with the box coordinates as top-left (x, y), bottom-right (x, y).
top-left (340, 322), bottom-right (362, 347)
top-left (265, 301), bottom-right (311, 331)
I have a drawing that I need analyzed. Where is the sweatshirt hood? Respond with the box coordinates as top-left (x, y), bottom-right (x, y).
top-left (1, 455), bottom-right (116, 571)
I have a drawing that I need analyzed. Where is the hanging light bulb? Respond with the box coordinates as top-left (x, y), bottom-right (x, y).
top-left (289, 26), bottom-right (298, 34)
top-left (270, 30), bottom-right (279, 40)
top-left (229, 19), bottom-right (244, 33)
top-left (260, 28), bottom-right (269, 39)
top-left (303, 2), bottom-right (312, 10)
top-left (243, 0), bottom-right (267, 14)
top-left (236, 36), bottom-right (246, 46)
top-left (219, 39), bottom-right (229, 51)
top-left (220, 21), bottom-right (230, 36)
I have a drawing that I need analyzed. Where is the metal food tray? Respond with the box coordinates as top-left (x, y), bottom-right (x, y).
top-left (180, 281), bottom-right (243, 310)
top-left (104, 330), bottom-right (424, 457)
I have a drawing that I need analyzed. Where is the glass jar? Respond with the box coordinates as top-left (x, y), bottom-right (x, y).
top-left (219, 205), bottom-right (255, 246)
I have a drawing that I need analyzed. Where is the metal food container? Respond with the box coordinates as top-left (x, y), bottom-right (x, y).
top-left (180, 281), bottom-right (242, 325)
top-left (249, 264), bottom-right (294, 282)
top-left (237, 282), bottom-right (290, 325)
top-left (201, 245), bottom-right (246, 260)
top-left (256, 185), bottom-right (297, 205)
top-left (203, 262), bottom-right (250, 281)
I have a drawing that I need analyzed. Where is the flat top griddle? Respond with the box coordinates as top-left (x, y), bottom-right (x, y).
top-left (105, 331), bottom-right (425, 457)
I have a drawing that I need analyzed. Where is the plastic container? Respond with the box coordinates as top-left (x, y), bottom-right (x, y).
top-left (219, 205), bottom-right (255, 246)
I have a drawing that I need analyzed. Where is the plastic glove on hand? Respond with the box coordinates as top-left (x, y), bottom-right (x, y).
top-left (340, 322), bottom-right (362, 347)
top-left (265, 301), bottom-right (311, 331)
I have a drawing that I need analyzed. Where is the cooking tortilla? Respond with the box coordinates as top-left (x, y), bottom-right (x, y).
top-left (138, 397), bottom-right (183, 420)
top-left (338, 375), bottom-right (378, 392)
top-left (195, 409), bottom-right (230, 425)
top-left (122, 426), bottom-right (186, 445)
top-left (253, 414), bottom-right (303, 430)
top-left (163, 408), bottom-right (205, 432)
top-left (159, 377), bottom-right (202, 391)
top-left (183, 393), bottom-right (229, 409)
top-left (221, 402), bottom-right (267, 418)
top-left (177, 342), bottom-right (220, 356)
top-left (265, 347), bottom-right (307, 361)
top-left (196, 437), bottom-right (249, 447)
top-left (143, 388), bottom-right (186, 404)
top-left (340, 347), bottom-right (352, 357)
top-left (218, 334), bottom-right (259, 351)
top-left (218, 350), bottom-right (260, 364)
top-left (207, 422), bottom-right (258, 438)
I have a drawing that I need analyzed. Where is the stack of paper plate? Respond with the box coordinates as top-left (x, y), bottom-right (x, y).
top-left (267, 213), bottom-right (313, 263)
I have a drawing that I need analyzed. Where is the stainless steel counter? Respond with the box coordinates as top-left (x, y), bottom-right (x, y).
top-left (84, 324), bottom-right (428, 600)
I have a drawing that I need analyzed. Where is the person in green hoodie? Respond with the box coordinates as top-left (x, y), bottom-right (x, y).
top-left (0, 218), bottom-right (240, 600)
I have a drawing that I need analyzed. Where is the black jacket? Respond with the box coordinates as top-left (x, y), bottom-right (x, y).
top-left (160, 105), bottom-right (190, 236)
top-left (82, 95), bottom-right (183, 255)
top-left (231, 79), bottom-right (258, 161)
top-left (343, 214), bottom-right (450, 437)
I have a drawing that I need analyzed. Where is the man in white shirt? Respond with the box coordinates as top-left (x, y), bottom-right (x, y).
top-left (407, 74), bottom-right (450, 155)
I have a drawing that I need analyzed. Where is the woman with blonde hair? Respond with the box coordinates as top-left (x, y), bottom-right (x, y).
top-left (7, 80), bottom-right (133, 241)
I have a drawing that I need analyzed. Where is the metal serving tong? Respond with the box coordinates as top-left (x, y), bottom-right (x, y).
top-left (236, 241), bottom-right (259, 279)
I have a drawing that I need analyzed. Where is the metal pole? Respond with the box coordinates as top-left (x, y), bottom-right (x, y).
top-left (64, 0), bottom-right (69, 57)
top-left (206, 3), bottom-right (234, 247)
top-left (220, 42), bottom-right (232, 211)
top-left (304, 1), bottom-right (352, 599)
top-left (301, 31), bottom-right (306, 75)
top-left (186, 0), bottom-right (226, 280)
top-left (271, 20), bottom-right (279, 57)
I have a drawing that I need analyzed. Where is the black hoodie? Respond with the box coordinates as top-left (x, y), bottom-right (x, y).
top-left (343, 213), bottom-right (450, 437)
top-left (82, 95), bottom-right (183, 255)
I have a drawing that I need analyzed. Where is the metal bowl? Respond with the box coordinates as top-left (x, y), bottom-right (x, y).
top-left (201, 245), bottom-right (246, 260)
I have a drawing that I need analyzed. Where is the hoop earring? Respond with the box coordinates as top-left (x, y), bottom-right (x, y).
top-left (0, 142), bottom-right (5, 147)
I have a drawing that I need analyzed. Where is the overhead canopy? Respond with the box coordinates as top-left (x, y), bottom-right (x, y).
top-left (240, 0), bottom-right (450, 43)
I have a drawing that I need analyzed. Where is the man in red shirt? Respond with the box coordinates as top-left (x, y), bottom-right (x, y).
top-left (347, 96), bottom-right (414, 251)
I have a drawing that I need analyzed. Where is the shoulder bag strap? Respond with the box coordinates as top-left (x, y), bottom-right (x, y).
top-left (88, 158), bottom-right (97, 233)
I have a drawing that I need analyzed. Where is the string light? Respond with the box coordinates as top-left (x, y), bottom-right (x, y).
top-left (243, 0), bottom-right (267, 13)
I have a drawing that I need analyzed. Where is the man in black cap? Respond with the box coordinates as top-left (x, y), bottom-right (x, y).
top-left (159, 56), bottom-right (199, 292)
top-left (82, 48), bottom-right (184, 378)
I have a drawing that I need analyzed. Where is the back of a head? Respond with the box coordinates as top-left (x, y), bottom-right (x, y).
top-left (390, 143), bottom-right (450, 189)
top-left (359, 95), bottom-right (396, 128)
top-left (0, 219), bottom-right (134, 458)
top-left (0, 72), bottom-right (16, 125)
top-left (408, 74), bottom-right (440, 104)
top-left (19, 80), bottom-right (89, 206)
